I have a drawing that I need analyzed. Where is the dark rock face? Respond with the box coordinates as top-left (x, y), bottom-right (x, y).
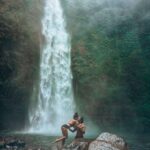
top-left (51, 139), bottom-right (89, 150)
top-left (63, 139), bottom-right (89, 150)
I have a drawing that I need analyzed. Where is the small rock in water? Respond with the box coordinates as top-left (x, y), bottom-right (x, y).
top-left (4, 139), bottom-right (26, 149)
top-left (6, 140), bottom-right (18, 147)
top-left (17, 140), bottom-right (26, 148)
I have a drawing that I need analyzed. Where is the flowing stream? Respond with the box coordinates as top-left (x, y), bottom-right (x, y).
top-left (28, 0), bottom-right (75, 135)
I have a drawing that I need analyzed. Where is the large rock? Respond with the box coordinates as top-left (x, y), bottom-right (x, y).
top-left (64, 138), bottom-right (89, 150)
top-left (51, 138), bottom-right (89, 150)
top-left (50, 140), bottom-right (63, 150)
top-left (88, 132), bottom-right (128, 150)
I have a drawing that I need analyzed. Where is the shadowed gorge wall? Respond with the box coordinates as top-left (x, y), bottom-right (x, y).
top-left (0, 0), bottom-right (43, 130)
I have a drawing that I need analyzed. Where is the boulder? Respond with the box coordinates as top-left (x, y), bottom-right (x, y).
top-left (88, 132), bottom-right (128, 150)
top-left (51, 138), bottom-right (89, 150)
top-left (50, 140), bottom-right (63, 150)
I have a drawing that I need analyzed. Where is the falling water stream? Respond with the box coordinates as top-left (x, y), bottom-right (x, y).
top-left (28, 0), bottom-right (75, 135)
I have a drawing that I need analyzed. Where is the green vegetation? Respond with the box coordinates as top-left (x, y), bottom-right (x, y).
top-left (64, 0), bottom-right (150, 133)
top-left (0, 0), bottom-right (43, 130)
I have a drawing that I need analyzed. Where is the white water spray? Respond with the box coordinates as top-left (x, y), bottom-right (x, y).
top-left (28, 0), bottom-right (75, 135)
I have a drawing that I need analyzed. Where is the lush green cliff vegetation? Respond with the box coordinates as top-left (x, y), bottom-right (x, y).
top-left (0, 0), bottom-right (43, 130)
top-left (63, 0), bottom-right (150, 133)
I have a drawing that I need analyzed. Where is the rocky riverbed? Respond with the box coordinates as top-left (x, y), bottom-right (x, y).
top-left (0, 132), bottom-right (149, 150)
top-left (51, 132), bottom-right (128, 150)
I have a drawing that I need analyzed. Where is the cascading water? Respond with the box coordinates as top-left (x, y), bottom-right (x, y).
top-left (28, 0), bottom-right (75, 135)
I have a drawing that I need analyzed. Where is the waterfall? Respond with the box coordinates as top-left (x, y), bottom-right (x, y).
top-left (28, 0), bottom-right (75, 135)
